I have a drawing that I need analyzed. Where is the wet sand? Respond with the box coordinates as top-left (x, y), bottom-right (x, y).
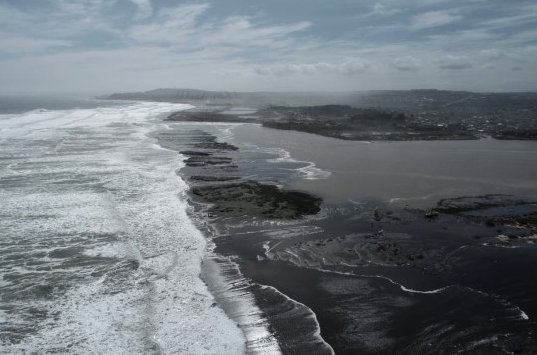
top-left (159, 120), bottom-right (537, 354)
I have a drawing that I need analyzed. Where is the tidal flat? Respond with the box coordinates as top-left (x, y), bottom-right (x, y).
top-left (159, 115), bottom-right (537, 354)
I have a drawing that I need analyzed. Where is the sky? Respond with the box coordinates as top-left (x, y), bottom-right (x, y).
top-left (0, 0), bottom-right (536, 94)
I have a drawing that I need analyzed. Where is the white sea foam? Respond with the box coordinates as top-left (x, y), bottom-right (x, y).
top-left (241, 144), bottom-right (331, 181)
top-left (460, 286), bottom-right (530, 321)
top-left (0, 102), bottom-right (246, 354)
top-left (384, 193), bottom-right (436, 205)
top-left (383, 278), bottom-right (450, 294)
top-left (298, 163), bottom-right (332, 180)
top-left (283, 264), bottom-right (453, 295)
top-left (258, 284), bottom-right (335, 355)
top-left (269, 147), bottom-right (331, 180)
top-left (201, 257), bottom-right (282, 355)
top-left (320, 266), bottom-right (530, 322)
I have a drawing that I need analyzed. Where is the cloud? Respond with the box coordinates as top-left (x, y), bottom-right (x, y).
top-left (0, 45), bottom-right (229, 93)
top-left (479, 4), bottom-right (537, 29)
top-left (129, 0), bottom-right (153, 19)
top-left (202, 17), bottom-right (311, 48)
top-left (0, 3), bottom-right (33, 29)
top-left (52, 0), bottom-right (109, 16)
top-left (427, 29), bottom-right (498, 44)
top-left (255, 58), bottom-right (369, 77)
top-left (0, 36), bottom-right (72, 54)
top-left (436, 55), bottom-right (472, 69)
top-left (391, 56), bottom-right (421, 71)
top-left (339, 58), bottom-right (370, 74)
top-left (369, 4), bottom-right (401, 16)
top-left (129, 3), bottom-right (210, 44)
top-left (0, 0), bottom-right (121, 40)
top-left (128, 4), bottom-right (310, 51)
top-left (1, 0), bottom-right (536, 93)
top-left (479, 49), bottom-right (505, 60)
top-left (411, 10), bottom-right (462, 30)
top-left (507, 29), bottom-right (537, 46)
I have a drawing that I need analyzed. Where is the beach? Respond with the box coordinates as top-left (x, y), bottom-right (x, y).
top-left (2, 100), bottom-right (537, 354)
top-left (166, 113), bottom-right (537, 354)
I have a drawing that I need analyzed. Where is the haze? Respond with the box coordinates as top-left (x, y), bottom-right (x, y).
top-left (1, 0), bottom-right (536, 95)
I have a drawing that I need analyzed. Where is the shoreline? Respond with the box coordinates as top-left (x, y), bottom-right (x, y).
top-left (171, 128), bottom-right (334, 353)
top-left (165, 104), bottom-right (537, 142)
top-left (4, 99), bottom-right (537, 354)
top-left (0, 102), bottom-right (249, 355)
top-left (159, 117), bottom-right (537, 354)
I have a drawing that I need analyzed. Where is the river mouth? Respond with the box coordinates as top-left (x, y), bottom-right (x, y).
top-left (170, 120), bottom-right (537, 354)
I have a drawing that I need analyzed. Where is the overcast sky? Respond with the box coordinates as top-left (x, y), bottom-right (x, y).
top-left (1, 0), bottom-right (536, 94)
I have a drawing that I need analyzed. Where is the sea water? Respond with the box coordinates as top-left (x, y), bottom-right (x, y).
top-left (0, 100), bottom-right (246, 354)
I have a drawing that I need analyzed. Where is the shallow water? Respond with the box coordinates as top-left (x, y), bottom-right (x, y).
top-left (229, 124), bottom-right (537, 207)
top-left (202, 122), bottom-right (537, 354)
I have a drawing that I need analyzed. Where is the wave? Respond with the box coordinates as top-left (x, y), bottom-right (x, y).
top-left (0, 102), bottom-right (246, 354)
top-left (257, 284), bottom-right (335, 355)
top-left (239, 143), bottom-right (332, 181)
top-left (200, 257), bottom-right (282, 354)
top-left (279, 263), bottom-right (531, 322)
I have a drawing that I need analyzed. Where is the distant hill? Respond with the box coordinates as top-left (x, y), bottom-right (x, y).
top-left (105, 88), bottom-right (240, 102)
top-left (102, 88), bottom-right (373, 107)
top-left (101, 88), bottom-right (537, 111)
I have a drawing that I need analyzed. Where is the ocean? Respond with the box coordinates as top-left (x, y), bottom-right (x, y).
top-left (0, 98), bottom-right (246, 354)
top-left (2, 97), bottom-right (537, 354)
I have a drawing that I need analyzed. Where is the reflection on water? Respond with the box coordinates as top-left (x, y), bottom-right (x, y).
top-left (221, 108), bottom-right (258, 115)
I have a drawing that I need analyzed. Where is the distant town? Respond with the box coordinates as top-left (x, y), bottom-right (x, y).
top-left (105, 89), bottom-right (537, 141)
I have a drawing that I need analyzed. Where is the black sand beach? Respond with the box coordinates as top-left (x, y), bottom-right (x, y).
top-left (157, 112), bottom-right (537, 354)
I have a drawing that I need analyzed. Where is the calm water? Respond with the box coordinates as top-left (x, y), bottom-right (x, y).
top-left (219, 122), bottom-right (537, 354)
top-left (230, 124), bottom-right (537, 206)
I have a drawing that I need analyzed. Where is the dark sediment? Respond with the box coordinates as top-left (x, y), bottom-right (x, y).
top-left (156, 126), bottom-right (331, 353)
top-left (191, 181), bottom-right (322, 219)
top-left (243, 196), bottom-right (537, 355)
top-left (432, 194), bottom-right (537, 246)
top-left (168, 110), bottom-right (251, 123)
top-left (194, 142), bottom-right (238, 151)
top-left (189, 175), bottom-right (240, 182)
top-left (270, 232), bottom-right (428, 268)
top-left (156, 124), bottom-right (537, 355)
top-left (180, 150), bottom-right (211, 156)
top-left (168, 128), bottom-right (323, 220)
top-left (184, 156), bottom-right (233, 167)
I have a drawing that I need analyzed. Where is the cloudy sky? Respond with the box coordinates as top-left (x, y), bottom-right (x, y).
top-left (1, 0), bottom-right (536, 94)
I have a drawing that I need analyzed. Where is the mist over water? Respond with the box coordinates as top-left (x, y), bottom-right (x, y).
top-left (0, 95), bottom-right (124, 115)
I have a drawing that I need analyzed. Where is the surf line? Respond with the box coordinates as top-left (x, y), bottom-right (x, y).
top-left (362, 274), bottom-right (451, 294)
top-left (309, 268), bottom-right (530, 320)
top-left (262, 241), bottom-right (451, 294)
top-left (312, 267), bottom-right (452, 295)
top-left (460, 285), bottom-right (530, 321)
top-left (256, 283), bottom-right (335, 355)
